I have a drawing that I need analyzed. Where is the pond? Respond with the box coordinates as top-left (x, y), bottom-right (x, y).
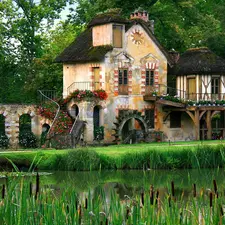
top-left (0, 168), bottom-right (223, 200)
top-left (0, 169), bottom-right (224, 224)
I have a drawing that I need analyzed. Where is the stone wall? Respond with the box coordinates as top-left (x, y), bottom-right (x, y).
top-left (0, 104), bottom-right (46, 148)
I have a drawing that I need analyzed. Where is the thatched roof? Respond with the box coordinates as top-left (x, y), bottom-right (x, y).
top-left (55, 13), bottom-right (172, 64)
top-left (169, 48), bottom-right (225, 75)
top-left (88, 13), bottom-right (129, 28)
top-left (55, 29), bottom-right (113, 63)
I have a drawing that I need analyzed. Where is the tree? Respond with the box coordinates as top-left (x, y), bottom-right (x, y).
top-left (68, 0), bottom-right (225, 56)
top-left (0, 0), bottom-right (76, 103)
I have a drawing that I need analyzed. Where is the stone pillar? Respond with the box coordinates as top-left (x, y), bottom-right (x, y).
top-left (206, 111), bottom-right (212, 140)
top-left (195, 108), bottom-right (200, 140)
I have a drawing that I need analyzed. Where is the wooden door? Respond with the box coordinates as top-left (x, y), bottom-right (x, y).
top-left (93, 67), bottom-right (100, 90)
top-left (188, 78), bottom-right (196, 100)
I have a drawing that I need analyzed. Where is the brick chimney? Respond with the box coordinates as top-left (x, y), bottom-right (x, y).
top-left (130, 9), bottom-right (154, 33)
top-left (169, 50), bottom-right (180, 64)
top-left (130, 9), bottom-right (149, 22)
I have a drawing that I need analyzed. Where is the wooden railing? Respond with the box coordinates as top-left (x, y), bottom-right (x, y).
top-left (67, 82), bottom-right (104, 95)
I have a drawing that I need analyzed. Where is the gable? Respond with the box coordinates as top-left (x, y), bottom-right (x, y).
top-left (125, 24), bottom-right (168, 64)
top-left (124, 20), bottom-right (172, 66)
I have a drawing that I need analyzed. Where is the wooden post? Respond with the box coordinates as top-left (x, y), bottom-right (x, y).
top-left (206, 111), bottom-right (212, 140)
top-left (195, 108), bottom-right (200, 140)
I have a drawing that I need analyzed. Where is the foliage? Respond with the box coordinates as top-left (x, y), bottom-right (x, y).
top-left (161, 95), bottom-right (182, 103)
top-left (63, 89), bottom-right (108, 104)
top-left (19, 132), bottom-right (37, 148)
top-left (94, 126), bottom-right (104, 140)
top-left (60, 149), bottom-right (100, 171)
top-left (38, 102), bottom-right (57, 120)
top-left (0, 133), bottom-right (9, 149)
top-left (68, 1), bottom-right (225, 58)
top-left (1, 142), bottom-right (225, 171)
top-left (1, 171), bottom-right (225, 224)
top-left (50, 111), bottom-right (73, 135)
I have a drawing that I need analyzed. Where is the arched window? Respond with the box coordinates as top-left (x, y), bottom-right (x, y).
top-left (0, 114), bottom-right (5, 135)
top-left (69, 104), bottom-right (79, 118)
top-left (19, 114), bottom-right (31, 133)
top-left (93, 105), bottom-right (104, 140)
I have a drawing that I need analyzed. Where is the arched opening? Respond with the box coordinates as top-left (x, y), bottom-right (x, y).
top-left (0, 114), bottom-right (5, 135)
top-left (19, 114), bottom-right (37, 148)
top-left (69, 104), bottom-right (79, 118)
top-left (93, 105), bottom-right (104, 140)
top-left (19, 114), bottom-right (31, 133)
top-left (121, 118), bottom-right (145, 143)
top-left (41, 123), bottom-right (50, 145)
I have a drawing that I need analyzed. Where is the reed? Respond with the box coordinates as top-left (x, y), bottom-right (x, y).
top-left (0, 176), bottom-right (225, 225)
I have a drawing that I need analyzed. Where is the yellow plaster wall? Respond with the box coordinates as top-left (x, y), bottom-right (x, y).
top-left (63, 63), bottom-right (106, 98)
top-left (93, 24), bottom-right (112, 46)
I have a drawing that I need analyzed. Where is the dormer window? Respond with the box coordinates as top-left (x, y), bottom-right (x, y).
top-left (113, 25), bottom-right (123, 48)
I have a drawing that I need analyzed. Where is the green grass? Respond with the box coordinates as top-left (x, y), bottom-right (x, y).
top-left (0, 140), bottom-right (225, 171)
top-left (0, 175), bottom-right (225, 225)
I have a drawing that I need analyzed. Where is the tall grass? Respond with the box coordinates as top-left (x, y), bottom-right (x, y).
top-left (0, 176), bottom-right (224, 224)
top-left (1, 144), bottom-right (225, 171)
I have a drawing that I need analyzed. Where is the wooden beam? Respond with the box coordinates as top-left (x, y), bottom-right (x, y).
top-left (156, 99), bottom-right (185, 108)
top-left (195, 108), bottom-right (200, 140)
top-left (199, 111), bottom-right (206, 121)
top-left (206, 111), bottom-right (212, 140)
top-left (185, 111), bottom-right (195, 123)
top-left (143, 96), bottom-right (156, 101)
top-left (163, 112), bottom-right (171, 122)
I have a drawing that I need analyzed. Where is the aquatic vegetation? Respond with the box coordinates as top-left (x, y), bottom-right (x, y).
top-left (0, 174), bottom-right (225, 224)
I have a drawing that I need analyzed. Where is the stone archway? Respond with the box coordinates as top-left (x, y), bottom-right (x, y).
top-left (113, 110), bottom-right (149, 143)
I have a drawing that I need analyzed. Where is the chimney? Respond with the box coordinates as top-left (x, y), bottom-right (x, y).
top-left (169, 50), bottom-right (180, 64)
top-left (130, 9), bottom-right (149, 22)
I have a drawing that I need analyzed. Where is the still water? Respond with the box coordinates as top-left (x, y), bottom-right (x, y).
top-left (1, 169), bottom-right (222, 200)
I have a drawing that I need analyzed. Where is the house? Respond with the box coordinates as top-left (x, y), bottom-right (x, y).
top-left (55, 9), bottom-right (225, 144)
top-left (168, 48), bottom-right (225, 140)
top-left (1, 10), bottom-right (225, 148)
top-left (55, 9), bottom-right (175, 144)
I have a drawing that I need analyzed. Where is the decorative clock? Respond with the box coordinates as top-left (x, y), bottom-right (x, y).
top-left (131, 29), bottom-right (143, 45)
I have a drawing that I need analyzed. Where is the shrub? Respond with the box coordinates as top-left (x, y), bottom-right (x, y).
top-left (19, 131), bottom-right (37, 148)
top-left (61, 149), bottom-right (100, 171)
top-left (0, 133), bottom-right (9, 149)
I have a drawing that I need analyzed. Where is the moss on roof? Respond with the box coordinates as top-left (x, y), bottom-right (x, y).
top-left (55, 13), bottom-right (172, 64)
top-left (169, 48), bottom-right (225, 76)
top-left (55, 29), bottom-right (113, 63)
top-left (87, 11), bottom-right (128, 28)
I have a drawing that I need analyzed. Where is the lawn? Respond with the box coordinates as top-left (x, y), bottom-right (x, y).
top-left (0, 140), bottom-right (225, 170)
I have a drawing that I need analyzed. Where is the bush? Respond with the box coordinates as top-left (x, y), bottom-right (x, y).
top-left (0, 133), bottom-right (9, 149)
top-left (19, 132), bottom-right (37, 148)
top-left (61, 149), bottom-right (100, 171)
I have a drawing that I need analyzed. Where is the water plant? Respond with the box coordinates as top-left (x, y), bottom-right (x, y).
top-left (0, 175), bottom-right (224, 225)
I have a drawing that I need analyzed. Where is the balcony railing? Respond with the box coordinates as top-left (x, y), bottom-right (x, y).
top-left (186, 93), bottom-right (225, 101)
top-left (67, 82), bottom-right (104, 95)
top-left (145, 84), bottom-right (186, 101)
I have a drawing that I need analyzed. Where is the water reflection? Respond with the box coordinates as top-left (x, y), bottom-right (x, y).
top-left (1, 169), bottom-right (224, 200)
top-left (42, 169), bottom-right (225, 200)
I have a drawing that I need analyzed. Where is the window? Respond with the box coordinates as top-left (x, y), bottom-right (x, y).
top-left (119, 69), bottom-right (128, 85)
top-left (118, 69), bottom-right (128, 95)
top-left (145, 109), bottom-right (154, 128)
top-left (211, 77), bottom-right (220, 94)
top-left (113, 25), bottom-right (123, 48)
top-left (170, 112), bottom-right (181, 128)
top-left (146, 70), bottom-right (154, 86)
